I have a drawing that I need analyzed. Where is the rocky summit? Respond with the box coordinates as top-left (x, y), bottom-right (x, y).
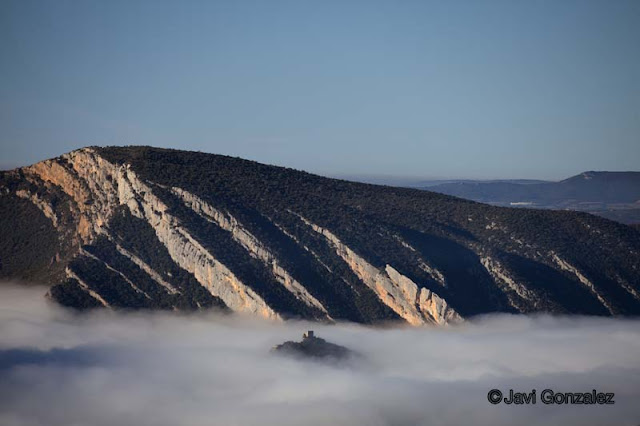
top-left (1, 146), bottom-right (640, 324)
top-left (271, 331), bottom-right (355, 360)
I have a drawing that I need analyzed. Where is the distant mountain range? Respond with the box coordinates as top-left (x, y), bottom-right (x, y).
top-left (417, 178), bottom-right (549, 187)
top-left (421, 172), bottom-right (640, 225)
top-left (1, 147), bottom-right (639, 324)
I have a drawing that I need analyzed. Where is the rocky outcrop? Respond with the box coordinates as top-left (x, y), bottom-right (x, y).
top-left (77, 247), bottom-right (151, 299)
top-left (64, 268), bottom-right (110, 307)
top-left (480, 256), bottom-right (536, 311)
top-left (23, 149), bottom-right (278, 319)
top-left (113, 242), bottom-right (180, 295)
top-left (297, 214), bottom-right (460, 325)
top-left (271, 331), bottom-right (356, 361)
top-left (172, 188), bottom-right (329, 317)
top-left (393, 235), bottom-right (446, 288)
top-left (15, 189), bottom-right (58, 227)
top-left (26, 152), bottom-right (116, 242)
top-left (551, 253), bottom-right (615, 315)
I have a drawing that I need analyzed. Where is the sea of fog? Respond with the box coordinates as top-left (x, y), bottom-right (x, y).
top-left (1, 285), bottom-right (639, 426)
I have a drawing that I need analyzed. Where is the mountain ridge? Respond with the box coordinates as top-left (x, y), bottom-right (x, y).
top-left (1, 146), bottom-right (639, 324)
top-left (425, 171), bottom-right (640, 224)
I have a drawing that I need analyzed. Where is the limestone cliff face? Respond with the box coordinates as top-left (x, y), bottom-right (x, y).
top-left (22, 149), bottom-right (278, 319)
top-left (297, 214), bottom-right (460, 325)
top-left (172, 188), bottom-right (330, 317)
top-left (3, 146), bottom-right (639, 322)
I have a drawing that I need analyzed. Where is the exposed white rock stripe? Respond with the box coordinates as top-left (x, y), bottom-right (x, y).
top-left (551, 253), bottom-right (615, 314)
top-left (393, 235), bottom-right (446, 287)
top-left (64, 268), bottom-right (110, 307)
top-left (295, 213), bottom-right (460, 325)
top-left (15, 189), bottom-right (58, 227)
top-left (418, 262), bottom-right (446, 287)
top-left (272, 221), bottom-right (334, 273)
top-left (172, 188), bottom-right (329, 316)
top-left (30, 148), bottom-right (278, 319)
top-left (113, 242), bottom-right (180, 295)
top-left (78, 248), bottom-right (152, 299)
top-left (619, 281), bottom-right (640, 302)
top-left (480, 256), bottom-right (536, 310)
top-left (614, 274), bottom-right (640, 302)
top-left (112, 165), bottom-right (279, 319)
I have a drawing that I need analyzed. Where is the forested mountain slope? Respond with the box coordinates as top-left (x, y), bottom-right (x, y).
top-left (1, 146), bottom-right (639, 324)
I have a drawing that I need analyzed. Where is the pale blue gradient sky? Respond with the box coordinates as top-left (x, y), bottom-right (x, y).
top-left (1, 0), bottom-right (638, 179)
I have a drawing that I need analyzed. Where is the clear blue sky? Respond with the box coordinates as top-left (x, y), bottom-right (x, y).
top-left (1, 0), bottom-right (638, 179)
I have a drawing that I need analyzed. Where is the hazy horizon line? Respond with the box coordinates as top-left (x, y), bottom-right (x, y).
top-left (3, 145), bottom-right (640, 184)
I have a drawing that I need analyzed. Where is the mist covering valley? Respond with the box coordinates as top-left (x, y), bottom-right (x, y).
top-left (1, 284), bottom-right (639, 426)
top-left (2, 1), bottom-right (639, 425)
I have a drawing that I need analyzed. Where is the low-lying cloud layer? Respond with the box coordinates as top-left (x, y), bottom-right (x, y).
top-left (1, 285), bottom-right (639, 426)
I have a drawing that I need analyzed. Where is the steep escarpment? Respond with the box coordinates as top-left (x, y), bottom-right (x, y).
top-left (1, 146), bottom-right (640, 324)
top-left (296, 213), bottom-right (459, 325)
